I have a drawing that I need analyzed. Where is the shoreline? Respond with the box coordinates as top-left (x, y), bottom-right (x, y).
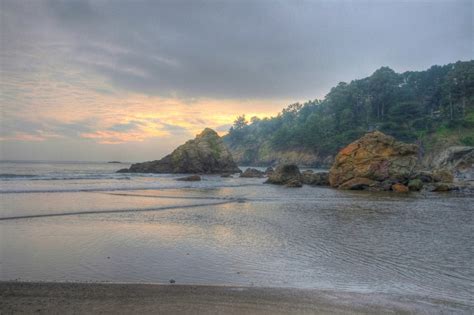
top-left (1, 282), bottom-right (471, 314)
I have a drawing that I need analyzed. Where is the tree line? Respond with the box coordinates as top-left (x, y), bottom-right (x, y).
top-left (224, 60), bottom-right (474, 157)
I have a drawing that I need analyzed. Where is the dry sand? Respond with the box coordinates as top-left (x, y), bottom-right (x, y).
top-left (0, 281), bottom-right (470, 314)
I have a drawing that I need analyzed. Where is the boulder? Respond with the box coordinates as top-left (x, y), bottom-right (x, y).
top-left (302, 171), bottom-right (330, 186)
top-left (240, 168), bottom-right (264, 178)
top-left (329, 131), bottom-right (418, 188)
top-left (176, 175), bottom-right (201, 181)
top-left (118, 128), bottom-right (241, 174)
top-left (338, 177), bottom-right (378, 190)
top-left (265, 164), bottom-right (301, 185)
top-left (407, 179), bottom-right (423, 191)
top-left (391, 183), bottom-right (409, 193)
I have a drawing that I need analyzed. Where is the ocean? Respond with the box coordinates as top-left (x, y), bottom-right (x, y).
top-left (0, 160), bottom-right (473, 309)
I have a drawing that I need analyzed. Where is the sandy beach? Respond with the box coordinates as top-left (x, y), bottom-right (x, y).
top-left (1, 282), bottom-right (470, 314)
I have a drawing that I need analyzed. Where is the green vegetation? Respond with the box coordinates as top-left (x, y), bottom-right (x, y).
top-left (224, 61), bottom-right (474, 159)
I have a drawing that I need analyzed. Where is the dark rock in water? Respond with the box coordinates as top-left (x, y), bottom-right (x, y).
top-left (302, 171), bottom-right (329, 186)
top-left (391, 183), bottom-right (409, 193)
top-left (169, 279), bottom-right (175, 284)
top-left (264, 167), bottom-right (274, 176)
top-left (118, 128), bottom-right (241, 174)
top-left (285, 179), bottom-right (303, 188)
top-left (329, 131), bottom-right (418, 188)
top-left (117, 168), bottom-right (130, 173)
top-left (176, 175), bottom-right (201, 181)
top-left (338, 177), bottom-right (378, 190)
top-left (408, 179), bottom-right (423, 191)
top-left (240, 168), bottom-right (264, 178)
top-left (265, 164), bottom-right (301, 185)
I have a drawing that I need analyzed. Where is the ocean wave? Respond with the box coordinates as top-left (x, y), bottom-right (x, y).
top-left (0, 173), bottom-right (39, 179)
top-left (0, 182), bottom-right (263, 194)
top-left (0, 199), bottom-right (241, 221)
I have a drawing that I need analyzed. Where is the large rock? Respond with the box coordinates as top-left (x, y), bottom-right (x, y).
top-left (430, 146), bottom-right (473, 180)
top-left (329, 131), bottom-right (419, 188)
top-left (118, 128), bottom-right (241, 174)
top-left (265, 164), bottom-right (301, 185)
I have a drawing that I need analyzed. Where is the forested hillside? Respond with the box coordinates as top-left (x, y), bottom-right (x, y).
top-left (224, 61), bottom-right (474, 166)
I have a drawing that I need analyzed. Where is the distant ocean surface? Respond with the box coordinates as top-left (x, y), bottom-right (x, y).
top-left (0, 161), bottom-right (473, 310)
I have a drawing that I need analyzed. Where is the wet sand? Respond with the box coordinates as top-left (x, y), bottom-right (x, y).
top-left (0, 282), bottom-right (470, 314)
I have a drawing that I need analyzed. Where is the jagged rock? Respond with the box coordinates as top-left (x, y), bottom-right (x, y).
top-left (176, 175), bottom-right (201, 181)
top-left (392, 183), bottom-right (409, 193)
top-left (408, 179), bottom-right (423, 191)
top-left (285, 179), bottom-right (303, 188)
top-left (338, 177), bottom-right (378, 190)
top-left (240, 168), bottom-right (264, 178)
top-left (265, 164), bottom-right (301, 185)
top-left (302, 171), bottom-right (329, 186)
top-left (118, 128), bottom-right (241, 174)
top-left (329, 131), bottom-right (418, 188)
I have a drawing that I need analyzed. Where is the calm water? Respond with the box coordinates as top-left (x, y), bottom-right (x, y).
top-left (0, 161), bottom-right (473, 308)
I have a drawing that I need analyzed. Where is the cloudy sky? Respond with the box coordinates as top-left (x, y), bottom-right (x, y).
top-left (1, 0), bottom-right (472, 161)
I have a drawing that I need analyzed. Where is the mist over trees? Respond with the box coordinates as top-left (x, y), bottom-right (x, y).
top-left (225, 60), bottom-right (474, 157)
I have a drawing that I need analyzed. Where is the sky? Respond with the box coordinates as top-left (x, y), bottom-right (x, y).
top-left (0, 0), bottom-right (472, 162)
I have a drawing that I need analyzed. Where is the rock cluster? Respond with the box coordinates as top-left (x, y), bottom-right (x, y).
top-left (240, 168), bottom-right (264, 178)
top-left (117, 128), bottom-right (241, 174)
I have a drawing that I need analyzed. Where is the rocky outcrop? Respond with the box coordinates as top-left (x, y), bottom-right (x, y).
top-left (240, 168), bottom-right (264, 178)
top-left (329, 131), bottom-right (419, 189)
top-left (430, 146), bottom-right (473, 180)
top-left (265, 164), bottom-right (302, 185)
top-left (118, 128), bottom-right (241, 174)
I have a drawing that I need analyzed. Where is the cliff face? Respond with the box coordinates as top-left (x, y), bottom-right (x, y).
top-left (227, 140), bottom-right (334, 168)
top-left (118, 128), bottom-right (241, 174)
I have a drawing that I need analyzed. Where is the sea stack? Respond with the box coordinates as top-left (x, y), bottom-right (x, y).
top-left (118, 128), bottom-right (241, 174)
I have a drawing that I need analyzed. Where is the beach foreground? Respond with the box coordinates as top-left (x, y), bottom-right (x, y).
top-left (0, 282), bottom-right (469, 314)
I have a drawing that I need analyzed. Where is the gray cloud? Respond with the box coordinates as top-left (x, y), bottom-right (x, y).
top-left (2, 0), bottom-right (472, 100)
